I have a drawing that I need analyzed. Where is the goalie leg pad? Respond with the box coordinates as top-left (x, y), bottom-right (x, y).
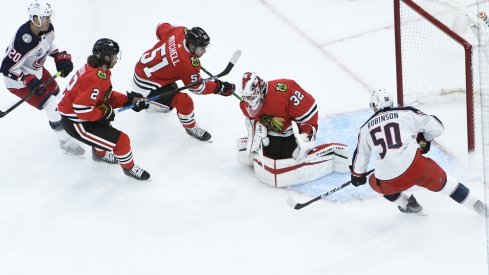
top-left (237, 137), bottom-right (253, 166)
top-left (304, 143), bottom-right (351, 173)
top-left (252, 145), bottom-right (339, 187)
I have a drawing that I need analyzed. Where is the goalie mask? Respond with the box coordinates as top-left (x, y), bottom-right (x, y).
top-left (369, 88), bottom-right (394, 112)
top-left (28, 0), bottom-right (54, 27)
top-left (242, 72), bottom-right (267, 116)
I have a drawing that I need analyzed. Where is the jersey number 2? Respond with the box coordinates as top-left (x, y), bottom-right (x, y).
top-left (370, 122), bottom-right (402, 159)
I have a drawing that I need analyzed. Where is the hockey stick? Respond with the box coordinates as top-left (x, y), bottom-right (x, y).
top-left (0, 71), bottom-right (62, 118)
top-left (286, 169), bottom-right (375, 210)
top-left (201, 66), bottom-right (243, 101)
top-left (118, 50), bottom-right (242, 112)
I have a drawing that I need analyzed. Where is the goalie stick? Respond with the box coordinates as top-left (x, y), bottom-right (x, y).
top-left (118, 50), bottom-right (242, 112)
top-left (0, 71), bottom-right (62, 118)
top-left (287, 169), bottom-right (375, 210)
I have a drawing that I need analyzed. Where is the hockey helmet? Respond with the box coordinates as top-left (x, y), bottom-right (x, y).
top-left (369, 88), bottom-right (394, 112)
top-left (92, 38), bottom-right (120, 67)
top-left (186, 27), bottom-right (210, 47)
top-left (242, 72), bottom-right (267, 114)
top-left (93, 38), bottom-right (119, 56)
top-left (28, 1), bottom-right (54, 25)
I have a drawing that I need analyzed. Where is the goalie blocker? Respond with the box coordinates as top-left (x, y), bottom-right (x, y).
top-left (237, 138), bottom-right (351, 187)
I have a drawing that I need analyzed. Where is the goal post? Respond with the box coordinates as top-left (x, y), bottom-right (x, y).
top-left (394, 0), bottom-right (489, 152)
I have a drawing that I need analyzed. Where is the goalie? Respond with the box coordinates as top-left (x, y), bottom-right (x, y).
top-left (236, 72), bottom-right (350, 187)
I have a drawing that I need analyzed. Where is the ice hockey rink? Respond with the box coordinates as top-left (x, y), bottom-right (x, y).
top-left (0, 0), bottom-right (488, 274)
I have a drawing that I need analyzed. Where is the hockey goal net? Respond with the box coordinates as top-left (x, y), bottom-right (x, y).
top-left (394, 0), bottom-right (489, 152)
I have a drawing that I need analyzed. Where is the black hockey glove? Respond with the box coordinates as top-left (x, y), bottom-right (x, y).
top-left (24, 75), bottom-right (45, 95)
top-left (126, 91), bottom-right (149, 112)
top-left (349, 165), bottom-right (367, 187)
top-left (98, 103), bottom-right (115, 125)
top-left (53, 51), bottom-right (73, 77)
top-left (213, 80), bottom-right (235, 97)
top-left (416, 132), bottom-right (431, 154)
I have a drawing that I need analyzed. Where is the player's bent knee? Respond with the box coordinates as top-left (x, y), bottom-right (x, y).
top-left (113, 131), bottom-right (131, 155)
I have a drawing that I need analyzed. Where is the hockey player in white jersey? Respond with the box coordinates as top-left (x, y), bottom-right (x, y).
top-left (350, 88), bottom-right (486, 215)
top-left (0, 0), bottom-right (85, 156)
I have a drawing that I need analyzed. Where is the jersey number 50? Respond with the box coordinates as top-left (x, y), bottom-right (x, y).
top-left (370, 122), bottom-right (402, 159)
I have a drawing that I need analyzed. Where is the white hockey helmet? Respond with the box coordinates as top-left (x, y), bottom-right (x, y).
top-left (28, 1), bottom-right (54, 25)
top-left (241, 72), bottom-right (267, 114)
top-left (369, 88), bottom-right (394, 112)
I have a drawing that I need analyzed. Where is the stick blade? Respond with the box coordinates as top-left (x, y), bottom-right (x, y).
top-left (286, 196), bottom-right (300, 210)
top-left (230, 50), bottom-right (242, 65)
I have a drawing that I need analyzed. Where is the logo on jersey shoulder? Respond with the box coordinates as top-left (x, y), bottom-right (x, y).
top-left (97, 71), bottom-right (107, 80)
top-left (275, 82), bottom-right (288, 92)
top-left (190, 57), bottom-right (200, 67)
top-left (22, 34), bottom-right (32, 43)
top-left (259, 114), bottom-right (286, 132)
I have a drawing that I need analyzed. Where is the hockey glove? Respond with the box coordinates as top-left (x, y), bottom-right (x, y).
top-left (416, 132), bottom-right (431, 154)
top-left (291, 121), bottom-right (315, 161)
top-left (98, 103), bottom-right (115, 125)
top-left (299, 123), bottom-right (317, 141)
top-left (126, 91), bottom-right (149, 112)
top-left (292, 133), bottom-right (315, 161)
top-left (213, 80), bottom-right (235, 97)
top-left (53, 51), bottom-right (73, 77)
top-left (349, 166), bottom-right (367, 187)
top-left (24, 75), bottom-right (45, 95)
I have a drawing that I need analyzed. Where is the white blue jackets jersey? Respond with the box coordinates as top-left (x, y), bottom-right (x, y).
top-left (1, 21), bottom-right (58, 89)
top-left (351, 106), bottom-right (444, 180)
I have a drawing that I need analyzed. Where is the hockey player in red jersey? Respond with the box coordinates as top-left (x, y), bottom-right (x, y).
top-left (132, 23), bottom-right (236, 142)
top-left (58, 38), bottom-right (151, 181)
top-left (0, 0), bottom-right (84, 156)
top-left (237, 72), bottom-right (350, 187)
top-left (350, 88), bottom-right (486, 215)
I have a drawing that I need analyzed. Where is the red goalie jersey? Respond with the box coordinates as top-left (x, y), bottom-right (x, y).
top-left (239, 79), bottom-right (318, 137)
top-left (133, 23), bottom-right (218, 95)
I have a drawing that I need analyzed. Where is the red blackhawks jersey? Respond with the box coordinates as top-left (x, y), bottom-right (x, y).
top-left (133, 23), bottom-right (218, 94)
top-left (58, 64), bottom-right (128, 122)
top-left (239, 79), bottom-right (318, 137)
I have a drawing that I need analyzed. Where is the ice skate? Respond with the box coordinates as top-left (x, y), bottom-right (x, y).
top-left (185, 125), bottom-right (212, 142)
top-left (123, 164), bottom-right (151, 181)
top-left (398, 194), bottom-right (424, 214)
top-left (59, 138), bottom-right (85, 157)
top-left (92, 148), bottom-right (118, 164)
top-left (473, 200), bottom-right (487, 216)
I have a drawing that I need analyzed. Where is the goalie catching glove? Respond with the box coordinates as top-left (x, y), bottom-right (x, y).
top-left (416, 132), bottom-right (431, 154)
